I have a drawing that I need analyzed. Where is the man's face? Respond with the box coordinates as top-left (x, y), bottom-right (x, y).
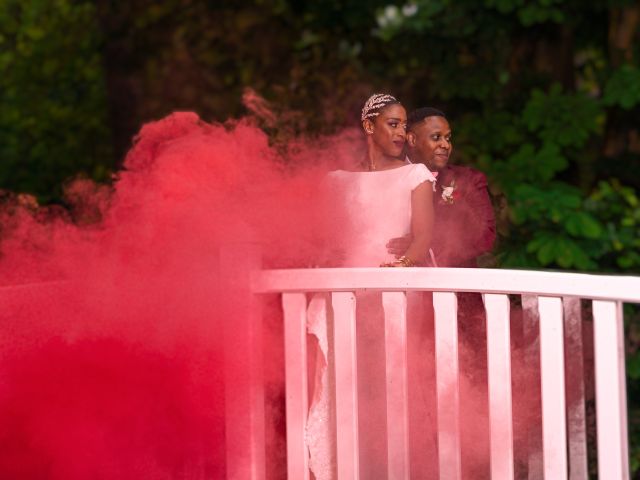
top-left (407, 116), bottom-right (452, 171)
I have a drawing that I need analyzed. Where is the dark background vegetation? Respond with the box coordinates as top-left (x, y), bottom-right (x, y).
top-left (1, 0), bottom-right (639, 474)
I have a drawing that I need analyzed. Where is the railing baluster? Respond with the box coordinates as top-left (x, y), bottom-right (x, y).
top-left (538, 296), bottom-right (568, 479)
top-left (332, 291), bottom-right (360, 479)
top-left (282, 293), bottom-right (310, 480)
top-left (593, 300), bottom-right (630, 480)
top-left (382, 291), bottom-right (410, 480)
top-left (521, 294), bottom-right (543, 479)
top-left (563, 297), bottom-right (588, 480)
top-left (433, 291), bottom-right (461, 480)
top-left (483, 293), bottom-right (514, 480)
top-left (221, 247), bottom-right (265, 480)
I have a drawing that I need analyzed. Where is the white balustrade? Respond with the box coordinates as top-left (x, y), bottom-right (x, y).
top-left (538, 296), bottom-right (568, 479)
top-left (593, 300), bottom-right (630, 480)
top-left (484, 293), bottom-right (515, 480)
top-left (282, 293), bottom-right (310, 480)
top-left (433, 291), bottom-right (461, 479)
top-left (331, 291), bottom-right (360, 479)
top-left (4, 267), bottom-right (638, 479)
top-left (248, 268), bottom-right (640, 479)
top-left (221, 247), bottom-right (265, 480)
top-left (382, 291), bottom-right (410, 480)
top-left (522, 294), bottom-right (543, 479)
top-left (249, 268), bottom-right (640, 479)
top-left (563, 297), bottom-right (589, 480)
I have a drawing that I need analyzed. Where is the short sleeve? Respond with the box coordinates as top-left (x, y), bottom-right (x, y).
top-left (408, 163), bottom-right (437, 191)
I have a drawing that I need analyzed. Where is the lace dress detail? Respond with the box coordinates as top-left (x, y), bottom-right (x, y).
top-left (306, 295), bottom-right (336, 480)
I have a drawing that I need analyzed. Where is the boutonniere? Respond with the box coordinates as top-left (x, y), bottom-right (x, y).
top-left (440, 179), bottom-right (457, 205)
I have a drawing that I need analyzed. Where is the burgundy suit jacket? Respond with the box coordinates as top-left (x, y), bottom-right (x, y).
top-left (430, 165), bottom-right (496, 267)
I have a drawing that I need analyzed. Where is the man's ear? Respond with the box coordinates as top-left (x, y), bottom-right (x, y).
top-left (362, 119), bottom-right (374, 134)
top-left (406, 131), bottom-right (417, 147)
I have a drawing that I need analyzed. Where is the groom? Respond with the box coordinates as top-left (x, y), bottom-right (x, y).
top-left (387, 107), bottom-right (496, 267)
top-left (393, 107), bottom-right (496, 477)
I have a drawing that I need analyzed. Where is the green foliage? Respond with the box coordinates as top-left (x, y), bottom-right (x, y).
top-left (456, 111), bottom-right (526, 158)
top-left (488, 143), bottom-right (568, 190)
top-left (516, 0), bottom-right (565, 26)
top-left (375, 1), bottom-right (446, 39)
top-left (603, 64), bottom-right (640, 109)
top-left (502, 183), bottom-right (603, 269)
top-left (588, 180), bottom-right (640, 270)
top-left (462, 83), bottom-right (631, 273)
top-left (629, 352), bottom-right (640, 381)
top-left (484, 0), bottom-right (566, 23)
top-left (492, 144), bottom-right (639, 274)
top-left (523, 85), bottom-right (602, 147)
top-left (0, 0), bottom-right (113, 202)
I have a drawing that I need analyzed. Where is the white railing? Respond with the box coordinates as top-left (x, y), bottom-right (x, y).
top-left (229, 267), bottom-right (640, 480)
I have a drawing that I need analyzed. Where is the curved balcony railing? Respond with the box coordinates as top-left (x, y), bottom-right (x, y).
top-left (3, 266), bottom-right (638, 479)
top-left (228, 267), bottom-right (640, 480)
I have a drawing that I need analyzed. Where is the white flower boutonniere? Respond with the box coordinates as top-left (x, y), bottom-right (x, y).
top-left (441, 179), bottom-right (457, 204)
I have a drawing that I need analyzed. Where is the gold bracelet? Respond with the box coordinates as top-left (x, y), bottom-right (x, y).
top-left (397, 256), bottom-right (415, 267)
top-left (380, 256), bottom-right (416, 268)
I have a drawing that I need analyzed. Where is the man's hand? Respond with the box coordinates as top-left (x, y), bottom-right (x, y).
top-left (386, 234), bottom-right (412, 257)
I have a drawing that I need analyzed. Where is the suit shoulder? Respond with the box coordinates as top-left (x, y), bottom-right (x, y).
top-left (449, 165), bottom-right (487, 184)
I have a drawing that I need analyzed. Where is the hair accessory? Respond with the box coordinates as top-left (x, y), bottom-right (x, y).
top-left (361, 93), bottom-right (399, 122)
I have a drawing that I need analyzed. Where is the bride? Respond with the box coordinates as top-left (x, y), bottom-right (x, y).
top-left (306, 93), bottom-right (436, 479)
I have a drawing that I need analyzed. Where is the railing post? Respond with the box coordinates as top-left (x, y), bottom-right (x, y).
top-left (282, 293), bottom-right (310, 480)
top-left (483, 293), bottom-right (514, 480)
top-left (433, 291), bottom-right (461, 480)
top-left (221, 245), bottom-right (265, 480)
top-left (593, 300), bottom-right (630, 480)
top-left (538, 296), bottom-right (568, 479)
top-left (382, 291), bottom-right (410, 480)
top-left (332, 292), bottom-right (360, 479)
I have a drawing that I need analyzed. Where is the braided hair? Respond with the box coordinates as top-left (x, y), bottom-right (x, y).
top-left (361, 93), bottom-right (401, 123)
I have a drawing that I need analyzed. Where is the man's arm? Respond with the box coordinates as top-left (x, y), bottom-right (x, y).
top-left (465, 169), bottom-right (496, 259)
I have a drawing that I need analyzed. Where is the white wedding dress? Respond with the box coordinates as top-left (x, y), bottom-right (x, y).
top-left (306, 163), bottom-right (436, 480)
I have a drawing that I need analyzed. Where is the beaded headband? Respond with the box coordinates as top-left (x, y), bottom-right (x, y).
top-left (361, 93), bottom-right (399, 122)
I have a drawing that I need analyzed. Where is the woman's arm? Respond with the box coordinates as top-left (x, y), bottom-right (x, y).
top-left (400, 180), bottom-right (434, 266)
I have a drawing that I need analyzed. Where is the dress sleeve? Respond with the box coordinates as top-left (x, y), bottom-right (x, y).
top-left (409, 163), bottom-right (437, 191)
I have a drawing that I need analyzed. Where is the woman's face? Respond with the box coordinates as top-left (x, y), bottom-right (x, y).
top-left (364, 103), bottom-right (407, 158)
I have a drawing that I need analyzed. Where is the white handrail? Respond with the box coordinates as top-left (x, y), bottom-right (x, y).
top-left (252, 267), bottom-right (640, 303)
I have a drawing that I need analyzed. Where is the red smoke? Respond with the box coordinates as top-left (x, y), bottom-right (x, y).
top-left (0, 109), bottom-right (508, 478)
top-left (0, 112), bottom-right (351, 478)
